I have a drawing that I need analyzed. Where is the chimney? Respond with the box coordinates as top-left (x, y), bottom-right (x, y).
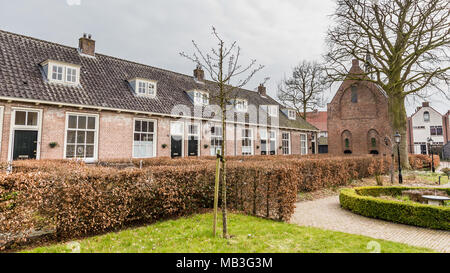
top-left (193, 65), bottom-right (204, 82)
top-left (258, 84), bottom-right (266, 96)
top-left (79, 33), bottom-right (96, 56)
top-left (422, 102), bottom-right (430, 108)
top-left (352, 59), bottom-right (359, 67)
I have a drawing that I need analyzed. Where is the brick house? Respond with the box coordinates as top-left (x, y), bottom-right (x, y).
top-left (305, 110), bottom-right (328, 153)
top-left (327, 60), bottom-right (392, 156)
top-left (0, 30), bottom-right (317, 162)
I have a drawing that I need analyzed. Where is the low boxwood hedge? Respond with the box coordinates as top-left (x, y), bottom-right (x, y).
top-left (340, 186), bottom-right (450, 230)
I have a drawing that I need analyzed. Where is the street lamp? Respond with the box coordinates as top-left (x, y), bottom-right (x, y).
top-left (394, 132), bottom-right (403, 184)
top-left (427, 137), bottom-right (435, 173)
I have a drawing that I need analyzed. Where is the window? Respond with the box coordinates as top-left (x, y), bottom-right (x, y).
top-left (210, 125), bottom-right (223, 156)
top-left (300, 134), bottom-right (308, 155)
top-left (235, 100), bottom-right (248, 112)
top-left (288, 110), bottom-right (296, 120)
top-left (65, 114), bottom-right (97, 160)
top-left (351, 85), bottom-right (358, 103)
top-left (135, 80), bottom-right (157, 97)
top-left (371, 137), bottom-right (377, 148)
top-left (282, 132), bottom-right (290, 155)
top-left (193, 91), bottom-right (209, 106)
top-left (260, 129), bottom-right (268, 155)
top-left (269, 130), bottom-right (277, 155)
top-left (133, 119), bottom-right (156, 158)
top-left (430, 126), bottom-right (443, 136)
top-left (241, 128), bottom-right (253, 155)
top-left (423, 111), bottom-right (430, 122)
top-left (14, 110), bottom-right (38, 126)
top-left (52, 65), bottom-right (63, 81)
top-left (66, 67), bottom-right (77, 83)
top-left (345, 138), bottom-right (350, 148)
top-left (268, 106), bottom-right (278, 117)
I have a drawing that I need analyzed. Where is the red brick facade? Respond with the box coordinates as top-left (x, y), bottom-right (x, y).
top-left (327, 60), bottom-right (392, 156)
top-left (0, 101), bottom-right (314, 161)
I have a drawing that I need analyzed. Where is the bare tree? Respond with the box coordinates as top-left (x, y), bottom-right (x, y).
top-left (180, 27), bottom-right (264, 238)
top-left (277, 61), bottom-right (327, 119)
top-left (325, 0), bottom-right (450, 167)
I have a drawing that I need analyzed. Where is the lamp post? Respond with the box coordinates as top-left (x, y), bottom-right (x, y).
top-left (427, 137), bottom-right (435, 173)
top-left (394, 132), bottom-right (403, 184)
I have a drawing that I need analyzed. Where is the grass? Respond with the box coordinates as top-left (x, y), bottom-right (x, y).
top-left (23, 213), bottom-right (432, 253)
top-left (416, 172), bottom-right (449, 185)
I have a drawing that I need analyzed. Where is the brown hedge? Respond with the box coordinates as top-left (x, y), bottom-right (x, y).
top-left (0, 155), bottom-right (387, 249)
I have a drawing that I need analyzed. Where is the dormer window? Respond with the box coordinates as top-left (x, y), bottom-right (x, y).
top-left (41, 60), bottom-right (80, 85)
top-left (188, 90), bottom-right (209, 106)
top-left (234, 99), bottom-right (248, 112)
top-left (129, 78), bottom-right (157, 98)
top-left (262, 105), bottom-right (278, 117)
top-left (288, 110), bottom-right (296, 120)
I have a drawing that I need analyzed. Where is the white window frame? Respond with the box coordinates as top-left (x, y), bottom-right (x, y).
top-left (282, 132), bottom-right (291, 155)
top-left (241, 127), bottom-right (254, 155)
top-left (235, 99), bottom-right (248, 112)
top-left (192, 90), bottom-right (209, 106)
top-left (132, 118), bottom-right (157, 159)
top-left (300, 133), bottom-right (308, 155)
top-left (260, 128), bottom-right (268, 155)
top-left (63, 112), bottom-right (99, 162)
top-left (43, 60), bottom-right (81, 85)
top-left (269, 129), bottom-right (277, 155)
top-left (210, 124), bottom-right (223, 156)
top-left (263, 105), bottom-right (279, 117)
top-left (133, 79), bottom-right (157, 98)
top-left (8, 107), bottom-right (43, 161)
top-left (288, 110), bottom-right (296, 120)
top-left (187, 122), bottom-right (201, 157)
top-left (170, 121), bottom-right (185, 157)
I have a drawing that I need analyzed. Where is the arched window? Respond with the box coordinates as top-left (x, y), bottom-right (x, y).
top-left (371, 137), bottom-right (377, 148)
top-left (351, 85), bottom-right (358, 103)
top-left (342, 130), bottom-right (352, 154)
top-left (345, 138), bottom-right (350, 148)
top-left (423, 111), bottom-right (430, 122)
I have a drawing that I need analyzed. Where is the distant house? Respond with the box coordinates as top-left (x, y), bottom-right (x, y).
top-left (0, 30), bottom-right (318, 161)
top-left (306, 110), bottom-right (328, 153)
top-left (406, 102), bottom-right (446, 155)
top-left (327, 60), bottom-right (392, 156)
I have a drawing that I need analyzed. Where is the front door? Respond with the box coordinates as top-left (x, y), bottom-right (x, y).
top-left (188, 136), bottom-right (199, 156)
top-left (420, 144), bottom-right (427, 155)
top-left (13, 130), bottom-right (38, 160)
top-left (171, 135), bottom-right (182, 158)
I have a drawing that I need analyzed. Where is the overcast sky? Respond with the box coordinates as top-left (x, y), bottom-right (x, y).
top-left (0, 0), bottom-right (448, 115)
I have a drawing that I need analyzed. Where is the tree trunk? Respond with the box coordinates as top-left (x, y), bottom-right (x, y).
top-left (388, 94), bottom-right (410, 169)
top-left (221, 109), bottom-right (228, 238)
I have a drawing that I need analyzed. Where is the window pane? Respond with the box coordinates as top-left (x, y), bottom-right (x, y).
top-left (134, 133), bottom-right (141, 141)
top-left (87, 117), bottom-right (95, 129)
top-left (142, 121), bottom-right (148, 132)
top-left (148, 122), bottom-right (154, 133)
top-left (15, 111), bottom-right (26, 125)
top-left (78, 116), bottom-right (86, 129)
top-left (86, 145), bottom-right (94, 158)
top-left (27, 112), bottom-right (38, 126)
top-left (67, 130), bottom-right (76, 143)
top-left (68, 115), bottom-right (77, 128)
top-left (86, 131), bottom-right (95, 144)
top-left (77, 131), bottom-right (86, 144)
top-left (135, 120), bottom-right (141, 132)
top-left (66, 145), bottom-right (75, 158)
top-left (76, 145), bottom-right (85, 157)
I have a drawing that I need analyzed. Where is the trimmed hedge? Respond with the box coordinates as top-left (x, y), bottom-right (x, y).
top-left (340, 186), bottom-right (450, 230)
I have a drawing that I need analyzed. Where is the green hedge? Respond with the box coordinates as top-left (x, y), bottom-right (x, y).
top-left (340, 187), bottom-right (450, 230)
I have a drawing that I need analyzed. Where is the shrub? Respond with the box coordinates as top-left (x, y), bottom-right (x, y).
top-left (408, 154), bottom-right (440, 170)
top-left (340, 186), bottom-right (450, 230)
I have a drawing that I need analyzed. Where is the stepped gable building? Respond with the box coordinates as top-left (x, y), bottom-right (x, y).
top-left (0, 30), bottom-right (317, 161)
top-left (327, 59), bottom-right (391, 156)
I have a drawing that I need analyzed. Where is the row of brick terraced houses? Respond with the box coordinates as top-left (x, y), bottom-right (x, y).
top-left (0, 30), bottom-right (319, 162)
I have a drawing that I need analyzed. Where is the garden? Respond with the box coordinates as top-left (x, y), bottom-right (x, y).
top-left (0, 154), bottom-right (444, 252)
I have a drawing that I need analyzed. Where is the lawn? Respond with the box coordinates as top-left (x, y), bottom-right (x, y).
top-left (24, 213), bottom-right (432, 253)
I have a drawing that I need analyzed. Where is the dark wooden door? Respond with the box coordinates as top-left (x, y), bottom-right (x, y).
top-left (188, 136), bottom-right (198, 156)
top-left (13, 130), bottom-right (38, 160)
top-left (171, 135), bottom-right (182, 158)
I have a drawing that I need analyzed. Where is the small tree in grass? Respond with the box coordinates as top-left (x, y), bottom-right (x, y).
top-left (180, 27), bottom-right (264, 238)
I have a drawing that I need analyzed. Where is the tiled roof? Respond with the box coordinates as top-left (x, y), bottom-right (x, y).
top-left (0, 29), bottom-right (316, 131)
top-left (305, 111), bottom-right (327, 132)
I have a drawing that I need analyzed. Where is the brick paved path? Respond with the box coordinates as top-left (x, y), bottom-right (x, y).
top-left (291, 196), bottom-right (450, 253)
